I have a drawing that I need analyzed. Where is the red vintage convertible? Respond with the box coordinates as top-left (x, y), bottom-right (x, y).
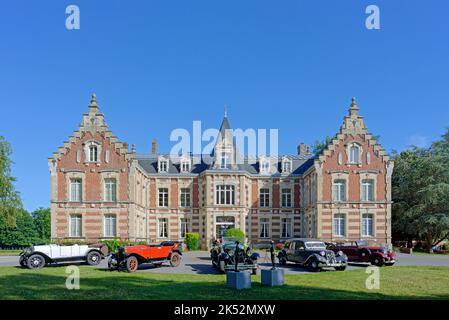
top-left (108, 241), bottom-right (182, 272)
top-left (327, 240), bottom-right (396, 266)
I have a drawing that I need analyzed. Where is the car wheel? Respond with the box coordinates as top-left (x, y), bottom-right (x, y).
top-left (170, 253), bottom-right (181, 267)
top-left (27, 254), bottom-right (46, 269)
top-left (307, 259), bottom-right (320, 272)
top-left (126, 256), bottom-right (139, 272)
top-left (86, 251), bottom-right (102, 266)
top-left (370, 256), bottom-right (384, 267)
top-left (19, 255), bottom-right (27, 267)
top-left (219, 260), bottom-right (226, 273)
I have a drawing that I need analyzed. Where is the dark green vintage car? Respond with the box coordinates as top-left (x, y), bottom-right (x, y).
top-left (210, 237), bottom-right (260, 274)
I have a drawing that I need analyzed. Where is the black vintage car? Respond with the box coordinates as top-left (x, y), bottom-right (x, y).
top-left (278, 238), bottom-right (348, 272)
top-left (210, 237), bottom-right (260, 274)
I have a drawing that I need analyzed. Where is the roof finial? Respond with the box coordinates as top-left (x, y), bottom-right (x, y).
top-left (132, 144), bottom-right (136, 153)
top-left (89, 93), bottom-right (98, 109)
top-left (349, 96), bottom-right (359, 116)
top-left (224, 104), bottom-right (228, 118)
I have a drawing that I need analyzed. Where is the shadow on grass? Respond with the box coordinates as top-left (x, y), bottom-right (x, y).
top-left (1, 269), bottom-right (448, 300)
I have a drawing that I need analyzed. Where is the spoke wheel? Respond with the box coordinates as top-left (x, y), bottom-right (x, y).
top-left (27, 254), bottom-right (45, 269)
top-left (86, 251), bottom-right (101, 266)
top-left (170, 253), bottom-right (181, 267)
top-left (126, 256), bottom-right (139, 272)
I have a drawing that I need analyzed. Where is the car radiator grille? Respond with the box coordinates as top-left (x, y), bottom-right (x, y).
top-left (326, 252), bottom-right (336, 264)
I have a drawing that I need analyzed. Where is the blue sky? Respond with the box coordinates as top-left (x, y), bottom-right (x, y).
top-left (0, 0), bottom-right (448, 211)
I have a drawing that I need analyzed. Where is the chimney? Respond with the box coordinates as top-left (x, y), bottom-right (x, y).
top-left (123, 142), bottom-right (129, 151)
top-left (151, 139), bottom-right (158, 155)
top-left (298, 143), bottom-right (309, 156)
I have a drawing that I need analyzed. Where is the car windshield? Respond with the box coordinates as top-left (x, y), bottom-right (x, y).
top-left (356, 240), bottom-right (369, 246)
top-left (305, 242), bottom-right (326, 250)
top-left (221, 237), bottom-right (240, 245)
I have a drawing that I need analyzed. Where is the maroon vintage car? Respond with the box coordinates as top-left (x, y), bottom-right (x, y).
top-left (327, 240), bottom-right (396, 266)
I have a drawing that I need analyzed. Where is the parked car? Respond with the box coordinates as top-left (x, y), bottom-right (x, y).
top-left (210, 237), bottom-right (260, 274)
top-left (108, 241), bottom-right (182, 272)
top-left (19, 244), bottom-right (108, 269)
top-left (277, 238), bottom-right (348, 272)
top-left (327, 240), bottom-right (396, 266)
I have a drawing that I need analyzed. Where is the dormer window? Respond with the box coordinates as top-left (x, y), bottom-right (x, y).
top-left (347, 142), bottom-right (362, 164)
top-left (259, 157), bottom-right (270, 174)
top-left (220, 152), bottom-right (231, 169)
top-left (180, 156), bottom-right (191, 173)
top-left (282, 157), bottom-right (292, 174)
top-left (158, 157), bottom-right (169, 173)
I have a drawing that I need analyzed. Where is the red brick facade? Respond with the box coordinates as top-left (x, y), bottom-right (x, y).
top-left (49, 95), bottom-right (393, 249)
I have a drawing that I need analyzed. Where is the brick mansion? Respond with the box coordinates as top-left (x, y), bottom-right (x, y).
top-left (49, 95), bottom-right (394, 249)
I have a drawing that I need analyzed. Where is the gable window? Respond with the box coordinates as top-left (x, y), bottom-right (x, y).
top-left (220, 152), bottom-right (231, 169)
top-left (158, 188), bottom-right (169, 207)
top-left (362, 179), bottom-right (375, 201)
top-left (333, 214), bottom-right (346, 237)
top-left (259, 218), bottom-right (270, 238)
top-left (69, 214), bottom-right (82, 237)
top-left (104, 178), bottom-right (117, 202)
top-left (362, 213), bottom-right (374, 237)
top-left (348, 143), bottom-right (362, 164)
top-left (104, 214), bottom-right (117, 237)
top-left (159, 159), bottom-right (168, 173)
top-left (158, 218), bottom-right (168, 238)
top-left (333, 179), bottom-right (347, 202)
top-left (89, 145), bottom-right (98, 162)
top-left (180, 188), bottom-right (191, 207)
top-left (70, 179), bottom-right (82, 202)
top-left (180, 218), bottom-right (190, 238)
top-left (281, 218), bottom-right (292, 238)
top-left (281, 188), bottom-right (292, 207)
top-left (215, 185), bottom-right (235, 205)
top-left (259, 188), bottom-right (270, 207)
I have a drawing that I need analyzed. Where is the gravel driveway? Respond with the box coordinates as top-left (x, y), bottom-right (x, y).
top-left (1, 251), bottom-right (448, 274)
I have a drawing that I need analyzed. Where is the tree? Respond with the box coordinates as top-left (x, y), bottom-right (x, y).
top-left (0, 210), bottom-right (39, 247)
top-left (0, 136), bottom-right (22, 226)
top-left (224, 228), bottom-right (245, 243)
top-left (32, 207), bottom-right (51, 243)
top-left (392, 130), bottom-right (449, 251)
top-left (311, 136), bottom-right (333, 156)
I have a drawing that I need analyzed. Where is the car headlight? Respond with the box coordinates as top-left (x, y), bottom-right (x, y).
top-left (320, 251), bottom-right (326, 256)
top-left (337, 251), bottom-right (343, 256)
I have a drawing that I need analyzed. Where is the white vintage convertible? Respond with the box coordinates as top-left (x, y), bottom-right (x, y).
top-left (19, 244), bottom-right (108, 269)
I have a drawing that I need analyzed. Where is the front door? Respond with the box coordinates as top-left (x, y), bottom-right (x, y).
top-left (215, 216), bottom-right (235, 239)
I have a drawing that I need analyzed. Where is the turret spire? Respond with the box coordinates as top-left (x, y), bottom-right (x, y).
top-left (224, 104), bottom-right (228, 118)
top-left (89, 93), bottom-right (99, 111)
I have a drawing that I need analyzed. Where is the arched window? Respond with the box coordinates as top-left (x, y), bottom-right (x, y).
top-left (347, 143), bottom-right (362, 164)
top-left (89, 145), bottom-right (98, 162)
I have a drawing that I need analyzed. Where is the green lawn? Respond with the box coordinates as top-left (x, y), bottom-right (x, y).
top-left (0, 250), bottom-right (21, 256)
top-left (0, 266), bottom-right (448, 300)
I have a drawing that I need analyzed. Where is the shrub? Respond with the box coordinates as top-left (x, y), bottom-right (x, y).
top-left (100, 239), bottom-right (130, 252)
top-left (224, 228), bottom-right (245, 243)
top-left (185, 233), bottom-right (200, 251)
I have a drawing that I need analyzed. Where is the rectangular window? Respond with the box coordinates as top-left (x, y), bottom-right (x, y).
top-left (362, 179), bottom-right (374, 201)
top-left (69, 214), bottom-right (82, 237)
top-left (70, 179), bottom-right (82, 202)
top-left (281, 218), bottom-right (292, 238)
top-left (220, 152), bottom-right (231, 169)
top-left (362, 214), bottom-right (374, 237)
top-left (259, 218), bottom-right (270, 238)
top-left (158, 188), bottom-right (169, 207)
top-left (259, 188), bottom-right (270, 207)
top-left (215, 185), bottom-right (235, 205)
top-left (104, 178), bottom-right (117, 202)
top-left (333, 214), bottom-right (346, 237)
top-left (333, 179), bottom-right (347, 202)
top-left (159, 160), bottom-right (168, 172)
top-left (181, 161), bottom-right (190, 172)
top-left (180, 218), bottom-right (190, 238)
top-left (281, 188), bottom-right (292, 207)
top-left (158, 218), bottom-right (168, 238)
top-left (180, 188), bottom-right (191, 207)
top-left (104, 214), bottom-right (117, 237)
top-left (89, 145), bottom-right (98, 162)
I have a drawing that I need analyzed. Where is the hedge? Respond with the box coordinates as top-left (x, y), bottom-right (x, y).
top-left (185, 233), bottom-right (200, 250)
